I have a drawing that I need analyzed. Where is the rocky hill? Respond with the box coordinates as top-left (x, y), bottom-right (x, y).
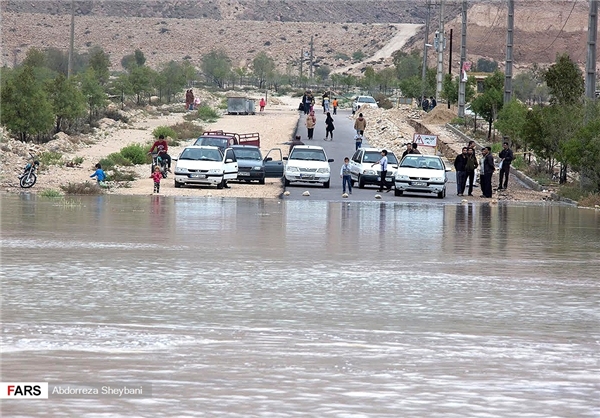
top-left (1, 0), bottom-right (596, 75)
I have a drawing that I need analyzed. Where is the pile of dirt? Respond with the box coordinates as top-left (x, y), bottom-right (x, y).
top-left (422, 106), bottom-right (457, 125)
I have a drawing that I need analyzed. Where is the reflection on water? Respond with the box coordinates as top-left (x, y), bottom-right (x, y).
top-left (1, 195), bottom-right (599, 417)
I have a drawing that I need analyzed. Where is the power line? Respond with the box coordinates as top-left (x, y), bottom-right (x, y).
top-left (546, 0), bottom-right (578, 50)
top-left (480, 2), bottom-right (505, 46)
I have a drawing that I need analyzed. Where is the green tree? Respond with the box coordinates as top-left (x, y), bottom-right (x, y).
top-left (494, 99), bottom-right (529, 149)
top-left (88, 47), bottom-right (111, 85)
top-left (476, 58), bottom-right (498, 73)
top-left (134, 49), bottom-right (146, 67)
top-left (470, 70), bottom-right (505, 138)
top-left (315, 64), bottom-right (331, 82)
top-left (253, 52), bottom-right (275, 89)
top-left (392, 50), bottom-right (421, 81)
top-left (512, 72), bottom-right (537, 104)
top-left (563, 105), bottom-right (600, 191)
top-left (108, 73), bottom-right (134, 109)
top-left (0, 66), bottom-right (54, 142)
top-left (22, 47), bottom-right (46, 68)
top-left (442, 74), bottom-right (476, 106)
top-left (128, 65), bottom-right (154, 104)
top-left (201, 50), bottom-right (232, 89)
top-left (544, 53), bottom-right (584, 105)
top-left (46, 73), bottom-right (87, 133)
top-left (399, 75), bottom-right (422, 100)
top-left (78, 68), bottom-right (107, 122)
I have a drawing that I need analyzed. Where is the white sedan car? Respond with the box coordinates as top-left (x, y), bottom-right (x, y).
top-left (283, 145), bottom-right (334, 188)
top-left (352, 95), bottom-right (379, 113)
top-left (173, 145), bottom-right (238, 189)
top-left (394, 155), bottom-right (450, 198)
top-left (349, 147), bottom-right (399, 188)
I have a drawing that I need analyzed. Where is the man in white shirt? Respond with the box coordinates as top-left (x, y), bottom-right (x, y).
top-left (372, 149), bottom-right (391, 192)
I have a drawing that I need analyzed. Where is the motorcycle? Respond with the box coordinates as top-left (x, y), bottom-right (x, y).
top-left (150, 152), bottom-right (168, 179)
top-left (19, 156), bottom-right (40, 188)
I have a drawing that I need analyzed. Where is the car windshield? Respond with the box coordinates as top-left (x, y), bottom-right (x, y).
top-left (359, 97), bottom-right (376, 104)
top-left (194, 137), bottom-right (228, 149)
top-left (401, 156), bottom-right (442, 170)
top-left (233, 149), bottom-right (262, 160)
top-left (364, 151), bottom-right (398, 164)
top-left (179, 148), bottom-right (223, 162)
top-left (289, 149), bottom-right (327, 162)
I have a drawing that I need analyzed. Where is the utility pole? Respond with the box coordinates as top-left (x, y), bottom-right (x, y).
top-left (309, 36), bottom-right (314, 80)
top-left (458, 0), bottom-right (468, 117)
top-left (421, 0), bottom-right (432, 104)
top-left (67, 0), bottom-right (75, 78)
top-left (504, 0), bottom-right (514, 104)
top-left (447, 28), bottom-right (453, 109)
top-left (585, 0), bottom-right (598, 99)
top-left (300, 48), bottom-right (304, 78)
top-left (435, 0), bottom-right (445, 100)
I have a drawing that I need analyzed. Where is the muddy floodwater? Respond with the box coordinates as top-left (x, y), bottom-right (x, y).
top-left (1, 194), bottom-right (599, 417)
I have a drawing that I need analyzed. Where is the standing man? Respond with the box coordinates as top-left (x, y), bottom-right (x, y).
top-left (332, 97), bottom-right (338, 115)
top-left (401, 143), bottom-right (412, 160)
top-left (498, 141), bottom-right (514, 190)
top-left (354, 113), bottom-right (367, 135)
top-left (372, 149), bottom-right (391, 193)
top-left (305, 110), bottom-right (316, 140)
top-left (410, 142), bottom-right (421, 154)
top-left (454, 147), bottom-right (468, 196)
top-left (465, 147), bottom-right (478, 196)
top-left (480, 146), bottom-right (495, 198)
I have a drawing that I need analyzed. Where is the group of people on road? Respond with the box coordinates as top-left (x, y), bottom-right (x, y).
top-left (453, 140), bottom-right (514, 198)
top-left (305, 109), bottom-right (335, 141)
top-left (301, 90), bottom-right (339, 116)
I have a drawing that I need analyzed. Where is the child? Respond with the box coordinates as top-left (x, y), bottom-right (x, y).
top-left (340, 157), bottom-right (352, 195)
top-left (90, 163), bottom-right (106, 184)
top-left (151, 165), bottom-right (162, 193)
top-left (354, 132), bottom-right (364, 150)
top-left (259, 97), bottom-right (266, 112)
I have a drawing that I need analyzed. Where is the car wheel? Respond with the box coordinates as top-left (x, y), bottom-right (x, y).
top-left (394, 188), bottom-right (403, 196)
top-left (437, 188), bottom-right (446, 199)
top-left (284, 177), bottom-right (290, 187)
top-left (244, 179), bottom-right (251, 183)
top-left (174, 180), bottom-right (182, 188)
top-left (358, 175), bottom-right (365, 189)
top-left (323, 180), bottom-right (330, 188)
top-left (259, 178), bottom-right (265, 185)
top-left (217, 179), bottom-right (225, 189)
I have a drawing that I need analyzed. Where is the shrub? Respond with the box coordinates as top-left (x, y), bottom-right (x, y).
top-left (60, 181), bottom-right (104, 195)
top-left (335, 52), bottom-right (350, 61)
top-left (152, 126), bottom-right (178, 140)
top-left (512, 155), bottom-right (525, 170)
top-left (218, 98), bottom-right (228, 110)
top-left (579, 192), bottom-right (600, 208)
top-left (110, 169), bottom-right (137, 182)
top-left (197, 105), bottom-right (219, 122)
top-left (104, 109), bottom-right (129, 123)
top-left (170, 121), bottom-right (203, 141)
top-left (352, 50), bottom-right (366, 61)
top-left (119, 143), bottom-right (148, 165)
top-left (39, 151), bottom-right (63, 166)
top-left (40, 189), bottom-right (62, 198)
top-left (100, 153), bottom-right (132, 170)
top-left (491, 142), bottom-right (503, 154)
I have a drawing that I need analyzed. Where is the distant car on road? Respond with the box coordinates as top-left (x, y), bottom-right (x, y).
top-left (352, 95), bottom-right (379, 113)
top-left (231, 145), bottom-right (284, 184)
top-left (173, 145), bottom-right (238, 189)
top-left (394, 155), bottom-right (450, 198)
top-left (349, 148), bottom-right (399, 188)
top-left (283, 145), bottom-right (334, 188)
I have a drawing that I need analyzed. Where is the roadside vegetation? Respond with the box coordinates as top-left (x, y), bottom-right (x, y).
top-left (1, 43), bottom-right (599, 203)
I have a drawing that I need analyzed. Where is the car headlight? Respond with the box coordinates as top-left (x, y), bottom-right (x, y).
top-left (252, 166), bottom-right (262, 171)
top-left (175, 167), bottom-right (188, 173)
top-left (396, 174), bottom-right (410, 181)
top-left (286, 166), bottom-right (300, 172)
top-left (430, 177), bottom-right (444, 182)
top-left (207, 169), bottom-right (222, 174)
top-left (317, 167), bottom-right (330, 173)
top-left (364, 169), bottom-right (376, 175)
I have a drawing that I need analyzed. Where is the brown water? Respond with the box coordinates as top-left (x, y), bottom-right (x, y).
top-left (1, 194), bottom-right (599, 417)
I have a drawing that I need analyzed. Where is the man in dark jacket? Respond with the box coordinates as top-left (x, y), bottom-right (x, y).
top-left (480, 146), bottom-right (495, 198)
top-left (498, 141), bottom-right (514, 190)
top-left (454, 147), bottom-right (468, 196)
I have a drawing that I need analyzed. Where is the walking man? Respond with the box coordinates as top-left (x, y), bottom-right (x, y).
top-left (480, 146), bottom-right (495, 198)
top-left (332, 97), bottom-right (338, 115)
top-left (372, 149), bottom-right (391, 193)
top-left (498, 141), bottom-right (514, 190)
top-left (454, 147), bottom-right (468, 196)
top-left (354, 113), bottom-right (367, 135)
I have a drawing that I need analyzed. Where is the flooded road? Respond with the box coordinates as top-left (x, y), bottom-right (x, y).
top-left (1, 194), bottom-right (599, 417)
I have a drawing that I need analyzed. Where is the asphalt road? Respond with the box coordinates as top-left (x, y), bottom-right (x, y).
top-left (283, 108), bottom-right (465, 203)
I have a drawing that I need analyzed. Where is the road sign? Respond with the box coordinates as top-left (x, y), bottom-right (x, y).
top-left (413, 133), bottom-right (438, 147)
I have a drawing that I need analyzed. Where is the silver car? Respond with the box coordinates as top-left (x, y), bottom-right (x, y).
top-left (394, 155), bottom-right (450, 198)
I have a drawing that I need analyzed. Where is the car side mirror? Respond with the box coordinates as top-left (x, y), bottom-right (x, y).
top-left (328, 159), bottom-right (334, 163)
top-left (445, 168), bottom-right (452, 172)
top-left (265, 157), bottom-right (273, 162)
top-left (283, 157), bottom-right (288, 161)
top-left (226, 158), bottom-right (234, 163)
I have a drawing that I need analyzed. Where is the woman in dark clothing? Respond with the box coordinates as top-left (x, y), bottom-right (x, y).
top-left (325, 112), bottom-right (335, 141)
